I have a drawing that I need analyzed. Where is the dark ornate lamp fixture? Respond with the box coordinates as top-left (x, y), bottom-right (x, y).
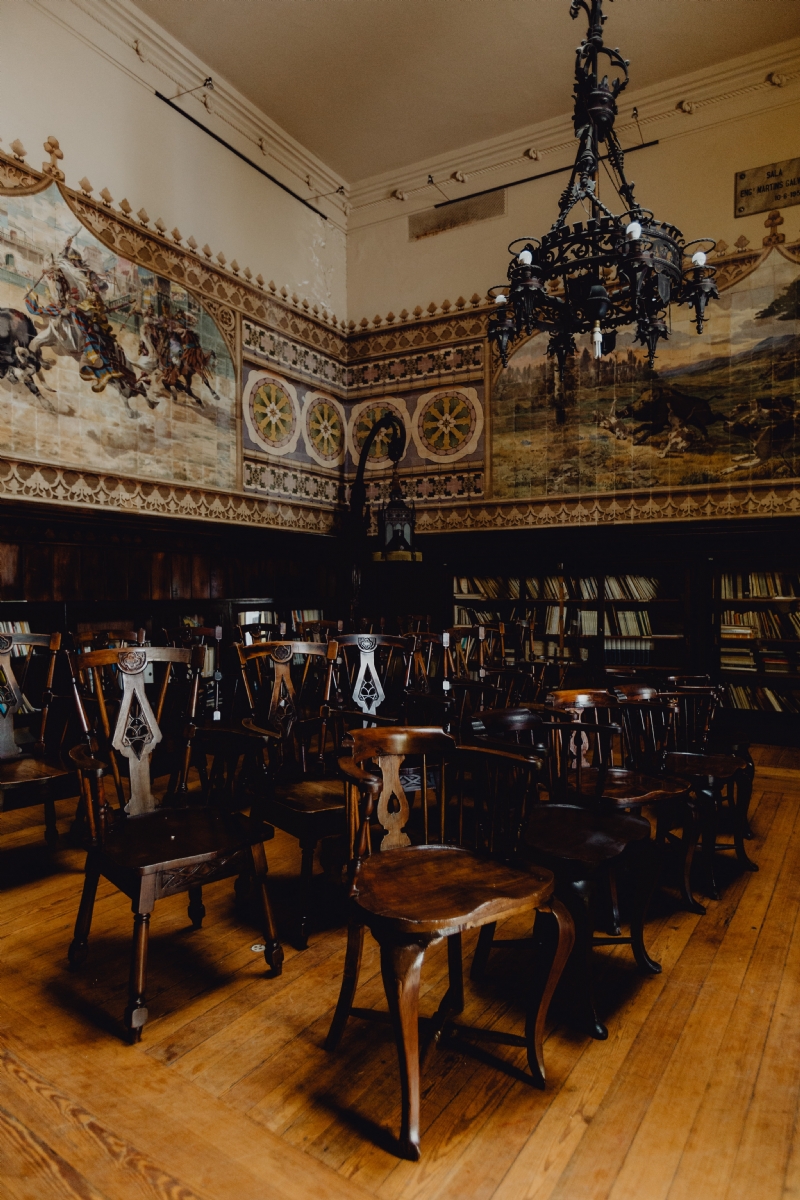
top-left (488, 0), bottom-right (719, 373)
top-left (373, 469), bottom-right (421, 561)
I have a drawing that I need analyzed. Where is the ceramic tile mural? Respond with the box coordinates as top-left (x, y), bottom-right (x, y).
top-left (0, 183), bottom-right (235, 489)
top-left (492, 251), bottom-right (800, 499)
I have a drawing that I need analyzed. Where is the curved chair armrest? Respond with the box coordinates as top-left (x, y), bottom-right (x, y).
top-left (458, 742), bottom-right (548, 768)
top-left (241, 717), bottom-right (282, 739)
top-left (69, 744), bottom-right (107, 776)
top-left (338, 756), bottom-right (382, 795)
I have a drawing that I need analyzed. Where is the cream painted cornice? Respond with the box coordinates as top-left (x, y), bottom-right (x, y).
top-left (28, 0), bottom-right (350, 230)
top-left (349, 36), bottom-right (800, 228)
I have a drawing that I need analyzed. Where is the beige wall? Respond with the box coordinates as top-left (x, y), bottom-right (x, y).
top-left (346, 100), bottom-right (800, 323)
top-left (0, 0), bottom-right (347, 318)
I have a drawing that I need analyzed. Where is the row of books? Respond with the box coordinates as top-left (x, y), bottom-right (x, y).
top-left (0, 619), bottom-right (32, 655)
top-left (721, 646), bottom-right (757, 671)
top-left (720, 610), bottom-right (785, 639)
top-left (726, 685), bottom-right (800, 714)
top-left (720, 572), bottom-right (799, 598)
top-left (453, 575), bottom-right (661, 602)
top-left (607, 610), bottom-right (653, 636)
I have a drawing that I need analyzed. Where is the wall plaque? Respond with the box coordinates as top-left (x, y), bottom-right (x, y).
top-left (735, 157), bottom-right (800, 217)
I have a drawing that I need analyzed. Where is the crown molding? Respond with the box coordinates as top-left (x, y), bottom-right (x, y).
top-left (349, 36), bottom-right (800, 228)
top-left (27, 0), bottom-right (349, 229)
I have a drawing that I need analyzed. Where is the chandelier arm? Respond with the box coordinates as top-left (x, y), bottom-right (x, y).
top-left (604, 128), bottom-right (637, 211)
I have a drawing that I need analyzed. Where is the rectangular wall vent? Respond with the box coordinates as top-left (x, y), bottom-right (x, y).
top-left (408, 190), bottom-right (505, 240)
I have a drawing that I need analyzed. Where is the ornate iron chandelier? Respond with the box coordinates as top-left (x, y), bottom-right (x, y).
top-left (488, 0), bottom-right (718, 373)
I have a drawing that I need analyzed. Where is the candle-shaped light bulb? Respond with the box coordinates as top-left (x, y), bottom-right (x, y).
top-left (592, 320), bottom-right (603, 359)
top-left (495, 293), bottom-right (507, 304)
top-left (692, 250), bottom-right (707, 267)
top-left (517, 249), bottom-right (533, 265)
top-left (626, 220), bottom-right (642, 241)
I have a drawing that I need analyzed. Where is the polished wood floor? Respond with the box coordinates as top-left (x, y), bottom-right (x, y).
top-left (2, 744), bottom-right (799, 1200)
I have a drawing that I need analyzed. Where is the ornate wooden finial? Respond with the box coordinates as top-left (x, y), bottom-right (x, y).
top-left (359, 316), bottom-right (369, 328)
top-left (154, 218), bottom-right (167, 234)
top-left (763, 209), bottom-right (785, 246)
top-left (216, 251), bottom-right (227, 267)
top-left (230, 259), bottom-right (240, 274)
top-left (9, 139), bottom-right (27, 162)
top-left (455, 296), bottom-right (466, 309)
top-left (137, 207), bottom-right (150, 225)
top-left (441, 299), bottom-right (452, 312)
top-left (734, 234), bottom-right (750, 251)
top-left (42, 136), bottom-right (64, 180)
top-left (301, 298), bottom-right (309, 310)
top-left (386, 311), bottom-right (395, 324)
top-left (186, 235), bottom-right (198, 251)
top-left (280, 285), bottom-right (288, 298)
top-left (427, 302), bottom-right (437, 315)
top-left (243, 266), bottom-right (252, 281)
top-left (78, 177), bottom-right (93, 196)
top-left (171, 227), bottom-right (182, 243)
top-left (372, 314), bottom-right (382, 326)
top-left (256, 274), bottom-right (265, 288)
top-left (399, 308), bottom-right (409, 321)
top-left (202, 244), bottom-right (212, 258)
top-left (268, 280), bottom-right (277, 292)
top-left (99, 188), bottom-right (114, 206)
top-left (713, 240), bottom-right (728, 256)
top-left (470, 293), bottom-right (481, 306)
top-left (413, 306), bottom-right (423, 319)
top-left (119, 198), bottom-right (133, 216)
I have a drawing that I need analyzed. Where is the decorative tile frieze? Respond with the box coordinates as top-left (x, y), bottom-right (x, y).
top-left (347, 342), bottom-right (484, 395)
top-left (0, 456), bottom-right (335, 533)
top-left (244, 457), bottom-right (344, 507)
top-left (242, 320), bottom-right (347, 394)
top-left (414, 483), bottom-right (800, 533)
top-left (355, 467), bottom-right (485, 507)
top-left (346, 314), bottom-right (489, 360)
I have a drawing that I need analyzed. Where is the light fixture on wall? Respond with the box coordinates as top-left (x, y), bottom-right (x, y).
top-left (488, 0), bottom-right (718, 373)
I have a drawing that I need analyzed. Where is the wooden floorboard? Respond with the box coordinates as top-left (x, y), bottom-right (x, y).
top-left (0, 748), bottom-right (798, 1199)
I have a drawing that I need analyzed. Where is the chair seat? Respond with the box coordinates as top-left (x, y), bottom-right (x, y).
top-left (354, 844), bottom-right (554, 936)
top-left (664, 751), bottom-right (746, 782)
top-left (94, 807), bottom-right (266, 876)
top-left (525, 804), bottom-right (651, 866)
top-left (278, 776), bottom-right (344, 813)
top-left (0, 755), bottom-right (71, 790)
top-left (567, 767), bottom-right (689, 808)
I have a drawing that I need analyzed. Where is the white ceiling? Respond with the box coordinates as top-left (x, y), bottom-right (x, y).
top-left (131, 0), bottom-right (800, 183)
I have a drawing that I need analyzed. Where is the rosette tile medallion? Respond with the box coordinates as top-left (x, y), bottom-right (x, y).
top-left (243, 370), bottom-right (303, 457)
top-left (412, 387), bottom-right (484, 463)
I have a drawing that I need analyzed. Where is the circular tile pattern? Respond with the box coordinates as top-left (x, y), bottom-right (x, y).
top-left (411, 387), bottom-right (483, 463)
top-left (348, 399), bottom-right (408, 467)
top-left (304, 392), bottom-right (346, 466)
top-left (252, 378), bottom-right (296, 448)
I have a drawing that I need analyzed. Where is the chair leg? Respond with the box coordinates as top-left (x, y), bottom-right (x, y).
top-left (606, 870), bottom-right (621, 937)
top-left (629, 843), bottom-right (662, 976)
top-left (732, 771), bottom-right (758, 872)
top-left (325, 921), bottom-right (365, 1051)
top-left (470, 921), bottom-right (496, 982)
top-left (379, 936), bottom-right (428, 1162)
top-left (68, 860), bottom-right (101, 967)
top-left (677, 800), bottom-right (706, 916)
top-left (698, 786), bottom-right (720, 900)
top-left (124, 907), bottom-right (152, 1043)
top-left (447, 932), bottom-right (464, 1015)
top-left (43, 795), bottom-right (58, 848)
top-left (562, 878), bottom-right (607, 1041)
top-left (527, 897), bottom-right (575, 1086)
top-left (249, 839), bottom-right (283, 976)
top-left (296, 836), bottom-right (317, 951)
top-left (187, 885), bottom-right (205, 929)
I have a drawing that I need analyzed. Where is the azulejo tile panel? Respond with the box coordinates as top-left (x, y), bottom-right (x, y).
top-left (243, 320), bottom-right (347, 395)
top-left (244, 457), bottom-right (343, 507)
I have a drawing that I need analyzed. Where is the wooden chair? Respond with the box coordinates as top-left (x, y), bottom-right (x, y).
top-left (296, 618), bottom-right (344, 642)
top-left (325, 726), bottom-right (573, 1160)
top-left (448, 624), bottom-right (506, 676)
top-left (468, 709), bottom-right (661, 1039)
top-left (0, 631), bottom-right (78, 847)
top-left (66, 644), bottom-right (282, 1041)
top-left (658, 687), bottom-right (757, 896)
top-left (547, 689), bottom-right (702, 913)
top-left (236, 620), bottom-right (285, 645)
top-left (235, 639), bottom-right (345, 948)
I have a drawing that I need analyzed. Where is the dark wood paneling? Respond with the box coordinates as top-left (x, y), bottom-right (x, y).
top-left (24, 543), bottom-right (54, 602)
top-left (52, 545), bottom-right (81, 602)
top-left (0, 542), bottom-right (21, 599)
top-left (171, 553), bottom-right (192, 601)
top-left (151, 551), bottom-right (171, 601)
top-left (191, 554), bottom-right (210, 600)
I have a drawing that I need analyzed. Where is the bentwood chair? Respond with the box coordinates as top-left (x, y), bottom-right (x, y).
top-left (468, 709), bottom-right (660, 1039)
top-left (325, 726), bottom-right (573, 1160)
top-left (67, 644), bottom-right (282, 1041)
top-left (0, 631), bottom-right (78, 846)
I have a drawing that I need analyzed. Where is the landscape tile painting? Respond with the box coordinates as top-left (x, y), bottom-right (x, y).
top-left (492, 251), bottom-right (800, 499)
top-left (0, 182), bottom-right (235, 490)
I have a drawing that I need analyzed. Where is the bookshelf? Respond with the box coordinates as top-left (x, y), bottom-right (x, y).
top-left (452, 572), bottom-right (687, 670)
top-left (714, 571), bottom-right (800, 720)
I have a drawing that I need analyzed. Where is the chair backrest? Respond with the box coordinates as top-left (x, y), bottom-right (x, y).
top-left (236, 639), bottom-right (337, 728)
top-left (335, 633), bottom-right (409, 717)
top-left (448, 624), bottom-right (506, 676)
top-left (613, 683), bottom-right (660, 701)
top-left (615, 697), bottom-right (678, 771)
top-left (296, 618), bottom-right (344, 642)
top-left (236, 620), bottom-right (286, 645)
top-left (0, 631), bottom-right (61, 761)
top-left (662, 687), bottom-right (718, 752)
top-left (403, 632), bottom-right (450, 693)
top-left (68, 645), bottom-right (204, 818)
top-left (346, 726), bottom-right (456, 854)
